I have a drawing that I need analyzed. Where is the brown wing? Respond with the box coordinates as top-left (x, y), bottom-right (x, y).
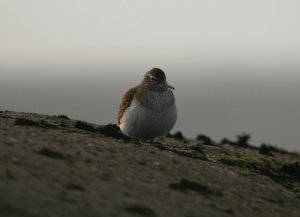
top-left (117, 86), bottom-right (138, 124)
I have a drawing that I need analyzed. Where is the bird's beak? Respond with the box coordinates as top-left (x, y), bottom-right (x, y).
top-left (165, 83), bottom-right (175, 90)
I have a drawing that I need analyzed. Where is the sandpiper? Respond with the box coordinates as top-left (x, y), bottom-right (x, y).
top-left (118, 68), bottom-right (177, 139)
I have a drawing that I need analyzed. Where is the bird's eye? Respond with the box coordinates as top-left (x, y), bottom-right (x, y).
top-left (149, 76), bottom-right (155, 81)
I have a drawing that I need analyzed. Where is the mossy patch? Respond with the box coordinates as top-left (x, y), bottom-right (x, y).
top-left (291, 182), bottom-right (300, 192)
top-left (221, 156), bottom-right (268, 172)
top-left (221, 156), bottom-right (300, 192)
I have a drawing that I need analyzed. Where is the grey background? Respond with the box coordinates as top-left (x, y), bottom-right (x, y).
top-left (1, 1), bottom-right (299, 151)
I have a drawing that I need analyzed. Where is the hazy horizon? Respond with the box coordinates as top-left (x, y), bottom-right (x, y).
top-left (1, 1), bottom-right (300, 151)
top-left (2, 65), bottom-right (300, 152)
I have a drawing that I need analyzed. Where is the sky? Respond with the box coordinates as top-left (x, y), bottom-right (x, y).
top-left (1, 0), bottom-right (300, 151)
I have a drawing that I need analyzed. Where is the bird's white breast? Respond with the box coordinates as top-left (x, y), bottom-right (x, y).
top-left (120, 91), bottom-right (177, 139)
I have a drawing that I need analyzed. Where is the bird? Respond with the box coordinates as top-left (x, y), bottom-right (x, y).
top-left (118, 68), bottom-right (177, 140)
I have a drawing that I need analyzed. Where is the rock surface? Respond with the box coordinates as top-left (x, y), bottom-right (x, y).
top-left (0, 111), bottom-right (299, 217)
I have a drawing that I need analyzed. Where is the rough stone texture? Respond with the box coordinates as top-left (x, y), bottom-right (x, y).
top-left (0, 111), bottom-right (299, 217)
